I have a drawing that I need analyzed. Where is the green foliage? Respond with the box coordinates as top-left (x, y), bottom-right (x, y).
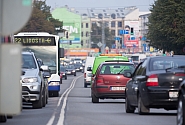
top-left (148, 0), bottom-right (185, 54)
top-left (91, 22), bottom-right (114, 48)
top-left (20, 1), bottom-right (63, 34)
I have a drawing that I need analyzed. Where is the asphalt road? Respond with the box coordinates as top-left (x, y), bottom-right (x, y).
top-left (2, 72), bottom-right (177, 125)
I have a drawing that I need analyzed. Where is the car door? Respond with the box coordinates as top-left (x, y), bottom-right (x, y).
top-left (127, 63), bottom-right (142, 105)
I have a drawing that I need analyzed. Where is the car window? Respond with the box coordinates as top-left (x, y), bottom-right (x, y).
top-left (99, 64), bottom-right (135, 75)
top-left (22, 54), bottom-right (37, 69)
top-left (60, 66), bottom-right (66, 72)
top-left (150, 58), bottom-right (185, 71)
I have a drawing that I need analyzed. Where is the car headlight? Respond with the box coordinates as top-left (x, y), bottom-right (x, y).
top-left (22, 78), bottom-right (37, 83)
top-left (49, 82), bottom-right (60, 86)
top-left (72, 70), bottom-right (75, 72)
top-left (30, 85), bottom-right (38, 90)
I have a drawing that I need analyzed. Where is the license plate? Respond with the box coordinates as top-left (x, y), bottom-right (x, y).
top-left (111, 87), bottom-right (125, 90)
top-left (169, 92), bottom-right (178, 98)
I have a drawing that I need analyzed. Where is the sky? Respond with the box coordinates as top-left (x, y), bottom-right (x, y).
top-left (46, 0), bottom-right (155, 11)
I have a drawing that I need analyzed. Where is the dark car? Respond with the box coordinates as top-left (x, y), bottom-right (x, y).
top-left (60, 66), bottom-right (67, 81)
top-left (74, 63), bottom-right (83, 72)
top-left (66, 65), bottom-right (76, 76)
top-left (177, 78), bottom-right (185, 125)
top-left (91, 62), bottom-right (135, 103)
top-left (125, 55), bottom-right (185, 115)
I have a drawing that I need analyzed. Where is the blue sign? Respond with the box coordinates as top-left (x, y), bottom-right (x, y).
top-left (130, 36), bottom-right (135, 40)
top-left (122, 44), bottom-right (126, 48)
top-left (133, 44), bottom-right (136, 48)
top-left (114, 37), bottom-right (120, 40)
top-left (143, 44), bottom-right (149, 52)
top-left (119, 30), bottom-right (129, 35)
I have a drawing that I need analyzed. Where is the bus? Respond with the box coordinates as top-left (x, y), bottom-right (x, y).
top-left (14, 32), bottom-right (63, 97)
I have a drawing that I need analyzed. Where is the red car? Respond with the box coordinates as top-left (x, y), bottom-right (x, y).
top-left (91, 62), bottom-right (135, 103)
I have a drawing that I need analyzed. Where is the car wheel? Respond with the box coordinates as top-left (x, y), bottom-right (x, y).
top-left (0, 115), bottom-right (7, 123)
top-left (54, 91), bottom-right (59, 97)
top-left (125, 95), bottom-right (135, 113)
top-left (74, 73), bottom-right (76, 76)
top-left (60, 78), bottom-right (62, 84)
top-left (65, 76), bottom-right (67, 80)
top-left (7, 115), bottom-right (13, 119)
top-left (92, 93), bottom-right (99, 103)
top-left (42, 90), bottom-right (46, 107)
top-left (84, 83), bottom-right (87, 88)
top-left (138, 95), bottom-right (149, 115)
top-left (177, 94), bottom-right (185, 125)
top-left (32, 93), bottom-right (43, 109)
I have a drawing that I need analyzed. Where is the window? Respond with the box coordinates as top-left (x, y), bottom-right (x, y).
top-left (92, 13), bottom-right (95, 16)
top-left (103, 10), bottom-right (106, 12)
top-left (81, 32), bottom-right (83, 37)
top-left (118, 21), bottom-right (122, 27)
top-left (86, 31), bottom-right (89, 37)
top-left (81, 23), bottom-right (83, 28)
top-left (111, 21), bottom-right (115, 27)
top-left (111, 14), bottom-right (116, 19)
top-left (111, 30), bottom-right (115, 36)
top-left (86, 23), bottom-right (88, 28)
top-left (117, 13), bottom-right (120, 17)
top-left (115, 10), bottom-right (118, 12)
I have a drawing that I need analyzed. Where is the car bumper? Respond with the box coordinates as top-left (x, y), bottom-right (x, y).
top-left (93, 86), bottom-right (126, 99)
top-left (142, 87), bottom-right (178, 108)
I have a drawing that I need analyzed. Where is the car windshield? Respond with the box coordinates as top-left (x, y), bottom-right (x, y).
top-left (60, 66), bottom-right (66, 72)
top-left (100, 63), bottom-right (135, 75)
top-left (150, 58), bottom-right (185, 71)
top-left (131, 56), bottom-right (139, 61)
top-left (22, 54), bottom-right (37, 69)
top-left (67, 65), bottom-right (75, 69)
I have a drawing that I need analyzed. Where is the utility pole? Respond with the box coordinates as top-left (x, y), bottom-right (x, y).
top-left (101, 20), bottom-right (105, 54)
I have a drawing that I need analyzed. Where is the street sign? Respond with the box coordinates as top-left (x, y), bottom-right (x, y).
top-left (114, 37), bottom-right (120, 40)
top-left (97, 42), bottom-right (103, 48)
top-left (119, 30), bottom-right (129, 35)
top-left (0, 0), bottom-right (33, 36)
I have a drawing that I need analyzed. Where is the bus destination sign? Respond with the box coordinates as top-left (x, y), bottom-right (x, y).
top-left (14, 36), bottom-right (56, 46)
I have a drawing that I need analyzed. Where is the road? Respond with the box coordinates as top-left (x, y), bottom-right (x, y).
top-left (1, 72), bottom-right (177, 125)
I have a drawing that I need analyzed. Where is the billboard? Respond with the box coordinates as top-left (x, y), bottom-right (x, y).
top-left (124, 21), bottom-right (139, 47)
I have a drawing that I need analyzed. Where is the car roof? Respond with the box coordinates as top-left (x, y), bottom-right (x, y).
top-left (100, 62), bottom-right (134, 65)
top-left (22, 51), bottom-right (34, 55)
top-left (148, 55), bottom-right (185, 59)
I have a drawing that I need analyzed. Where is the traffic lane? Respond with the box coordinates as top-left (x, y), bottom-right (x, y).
top-left (65, 76), bottom-right (177, 125)
top-left (1, 74), bottom-right (77, 125)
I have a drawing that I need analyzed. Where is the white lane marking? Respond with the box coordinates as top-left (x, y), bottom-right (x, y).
top-left (46, 75), bottom-right (83, 125)
top-left (57, 75), bottom-right (83, 125)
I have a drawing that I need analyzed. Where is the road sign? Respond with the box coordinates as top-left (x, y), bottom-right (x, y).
top-left (119, 30), bottom-right (129, 35)
top-left (0, 0), bottom-right (33, 36)
top-left (97, 42), bottom-right (103, 47)
top-left (114, 37), bottom-right (120, 40)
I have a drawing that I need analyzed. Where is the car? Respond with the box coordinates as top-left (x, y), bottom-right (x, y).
top-left (91, 62), bottom-right (135, 103)
top-left (21, 51), bottom-right (48, 109)
top-left (74, 63), bottom-right (83, 72)
top-left (84, 57), bottom-right (95, 88)
top-left (66, 65), bottom-right (76, 76)
top-left (60, 66), bottom-right (67, 81)
top-left (177, 78), bottom-right (185, 125)
top-left (74, 58), bottom-right (82, 64)
top-left (124, 55), bottom-right (185, 115)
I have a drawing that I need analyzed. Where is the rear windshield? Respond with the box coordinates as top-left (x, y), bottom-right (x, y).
top-left (131, 56), bottom-right (139, 61)
top-left (150, 58), bottom-right (185, 71)
top-left (100, 64), bottom-right (135, 75)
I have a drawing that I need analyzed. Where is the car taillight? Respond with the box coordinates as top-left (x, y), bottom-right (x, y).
top-left (96, 77), bottom-right (104, 84)
top-left (146, 74), bottom-right (158, 86)
top-left (84, 73), bottom-right (86, 78)
top-left (175, 73), bottom-right (185, 76)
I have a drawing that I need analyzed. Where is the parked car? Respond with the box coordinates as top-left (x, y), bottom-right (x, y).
top-left (177, 78), bottom-right (185, 125)
top-left (60, 66), bottom-right (67, 80)
top-left (66, 65), bottom-right (76, 76)
top-left (74, 63), bottom-right (83, 72)
top-left (91, 62), bottom-right (135, 103)
top-left (125, 55), bottom-right (185, 115)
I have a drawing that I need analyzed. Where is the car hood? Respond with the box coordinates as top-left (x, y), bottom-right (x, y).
top-left (66, 68), bottom-right (74, 71)
top-left (22, 69), bottom-right (38, 78)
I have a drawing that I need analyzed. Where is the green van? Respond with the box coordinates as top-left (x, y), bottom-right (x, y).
top-left (91, 54), bottom-right (129, 75)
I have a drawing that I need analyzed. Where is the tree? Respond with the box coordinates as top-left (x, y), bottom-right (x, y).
top-left (147, 0), bottom-right (185, 54)
top-left (20, 0), bottom-right (63, 34)
top-left (91, 22), bottom-right (114, 48)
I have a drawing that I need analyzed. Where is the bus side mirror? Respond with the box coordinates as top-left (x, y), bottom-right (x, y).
top-left (59, 48), bottom-right (64, 58)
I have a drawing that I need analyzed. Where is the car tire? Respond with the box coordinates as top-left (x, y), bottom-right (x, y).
top-left (138, 95), bottom-right (149, 115)
top-left (33, 93), bottom-right (43, 109)
top-left (7, 115), bottom-right (13, 119)
top-left (125, 95), bottom-right (135, 113)
top-left (177, 94), bottom-right (185, 125)
top-left (54, 91), bottom-right (59, 97)
top-left (60, 78), bottom-right (62, 84)
top-left (65, 76), bottom-right (67, 80)
top-left (74, 73), bottom-right (76, 76)
top-left (92, 93), bottom-right (99, 103)
top-left (84, 83), bottom-right (87, 88)
top-left (42, 90), bottom-right (46, 107)
top-left (0, 115), bottom-right (7, 123)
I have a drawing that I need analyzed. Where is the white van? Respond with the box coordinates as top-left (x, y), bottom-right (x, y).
top-left (84, 57), bottom-right (95, 88)
top-left (131, 54), bottom-right (146, 63)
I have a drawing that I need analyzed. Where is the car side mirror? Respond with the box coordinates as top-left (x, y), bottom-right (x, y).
top-left (123, 72), bottom-right (132, 78)
top-left (87, 67), bottom-right (92, 71)
top-left (22, 70), bottom-right (25, 75)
